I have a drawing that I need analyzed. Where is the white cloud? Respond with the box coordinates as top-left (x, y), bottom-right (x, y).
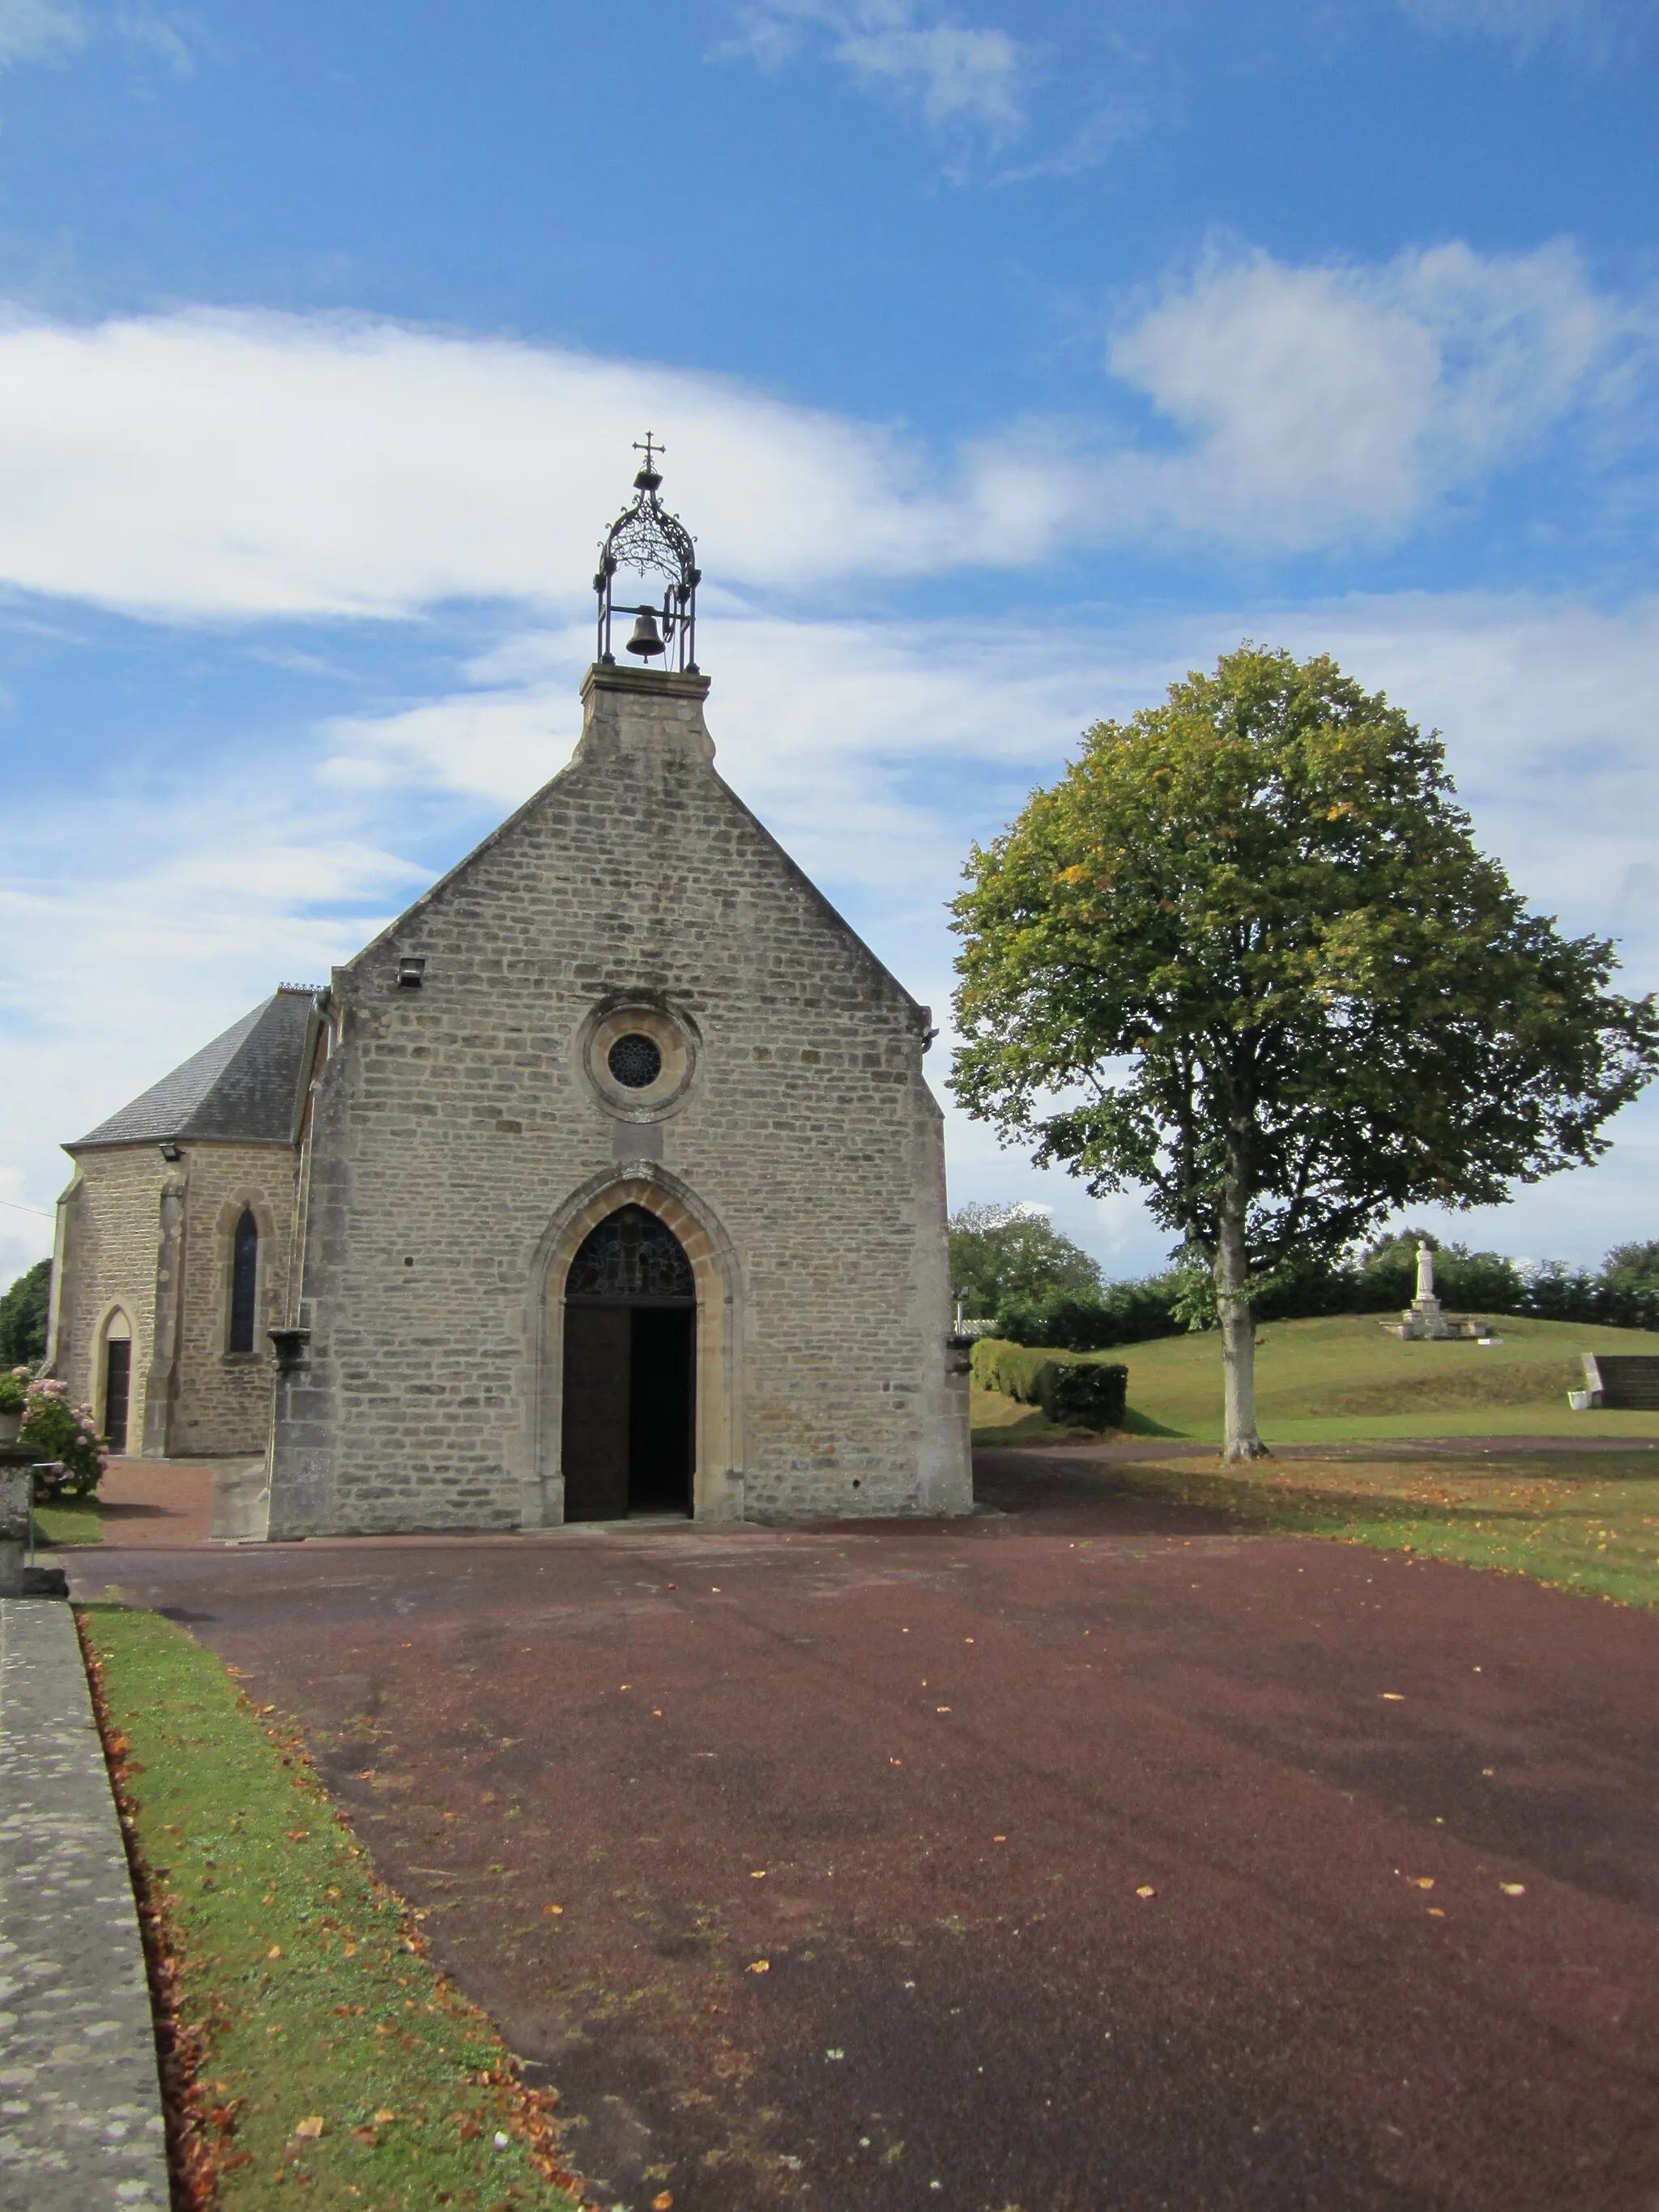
top-left (729, 1), bottom-right (1029, 134)
top-left (0, 0), bottom-right (82, 67)
top-left (1107, 241), bottom-right (1620, 545)
top-left (0, 254), bottom-right (1636, 627)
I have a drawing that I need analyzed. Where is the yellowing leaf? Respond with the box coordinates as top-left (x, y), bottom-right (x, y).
top-left (292, 2115), bottom-right (325, 2140)
top-left (747, 1958), bottom-right (770, 1973)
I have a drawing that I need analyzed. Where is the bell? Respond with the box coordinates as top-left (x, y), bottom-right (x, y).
top-left (625, 608), bottom-right (665, 658)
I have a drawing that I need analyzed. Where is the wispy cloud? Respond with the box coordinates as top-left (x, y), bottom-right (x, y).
top-left (0, 0), bottom-right (83, 68)
top-left (1397, 0), bottom-right (1657, 58)
top-left (727, 1), bottom-right (1030, 138)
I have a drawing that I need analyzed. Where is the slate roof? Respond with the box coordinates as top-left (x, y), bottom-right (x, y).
top-left (70, 987), bottom-right (318, 1149)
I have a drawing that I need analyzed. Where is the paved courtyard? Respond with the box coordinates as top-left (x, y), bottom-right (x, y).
top-left (73, 1450), bottom-right (1659, 2212)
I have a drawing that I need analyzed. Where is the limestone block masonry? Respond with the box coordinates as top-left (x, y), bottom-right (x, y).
top-left (269, 664), bottom-right (972, 1535)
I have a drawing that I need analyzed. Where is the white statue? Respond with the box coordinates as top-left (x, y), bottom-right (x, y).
top-left (1416, 1242), bottom-right (1435, 1301)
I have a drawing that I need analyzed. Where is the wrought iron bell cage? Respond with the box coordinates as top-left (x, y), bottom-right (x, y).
top-left (594, 436), bottom-right (702, 675)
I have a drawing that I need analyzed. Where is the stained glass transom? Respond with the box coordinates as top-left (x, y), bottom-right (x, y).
top-left (565, 1204), bottom-right (694, 1303)
top-left (607, 1033), bottom-right (663, 1089)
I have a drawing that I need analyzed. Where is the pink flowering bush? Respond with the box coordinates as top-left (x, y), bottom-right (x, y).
top-left (12, 1369), bottom-right (108, 1498)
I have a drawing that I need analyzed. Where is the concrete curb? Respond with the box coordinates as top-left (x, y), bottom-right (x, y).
top-left (0, 1599), bottom-right (169, 2208)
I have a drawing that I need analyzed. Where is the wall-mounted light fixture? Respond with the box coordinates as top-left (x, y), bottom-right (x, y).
top-left (397, 957), bottom-right (426, 989)
top-left (159, 1142), bottom-right (183, 1162)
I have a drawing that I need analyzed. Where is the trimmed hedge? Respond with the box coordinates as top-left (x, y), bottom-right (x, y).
top-left (970, 1336), bottom-right (1128, 1430)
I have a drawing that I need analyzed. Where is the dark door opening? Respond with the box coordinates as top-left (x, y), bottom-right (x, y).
top-left (561, 1205), bottom-right (695, 1522)
top-left (104, 1336), bottom-right (131, 1455)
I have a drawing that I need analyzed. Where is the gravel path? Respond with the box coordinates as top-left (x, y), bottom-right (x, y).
top-left (75, 1449), bottom-right (1659, 2212)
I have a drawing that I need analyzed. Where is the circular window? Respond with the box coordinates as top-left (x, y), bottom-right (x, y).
top-left (582, 1001), bottom-right (699, 1121)
top-left (607, 1033), bottom-right (663, 1090)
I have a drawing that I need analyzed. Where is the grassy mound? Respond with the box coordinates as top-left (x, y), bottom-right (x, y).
top-left (79, 1605), bottom-right (582, 2211)
top-left (975, 1311), bottom-right (1659, 1444)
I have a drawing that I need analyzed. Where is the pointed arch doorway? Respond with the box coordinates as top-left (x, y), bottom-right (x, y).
top-left (561, 1204), bottom-right (696, 1520)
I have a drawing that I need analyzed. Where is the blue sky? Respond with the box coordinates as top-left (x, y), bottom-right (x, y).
top-left (2, 0), bottom-right (1657, 1288)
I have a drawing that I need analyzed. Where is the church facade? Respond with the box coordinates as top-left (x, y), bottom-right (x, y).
top-left (47, 466), bottom-right (972, 1533)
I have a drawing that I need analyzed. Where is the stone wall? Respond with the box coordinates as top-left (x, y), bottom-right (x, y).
top-left (169, 1142), bottom-right (296, 1457)
top-left (53, 1140), bottom-right (295, 1457)
top-left (49, 1148), bottom-right (164, 1450)
top-left (271, 664), bottom-right (972, 1536)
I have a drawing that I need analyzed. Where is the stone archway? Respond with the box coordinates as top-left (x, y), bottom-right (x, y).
top-left (533, 1169), bottom-right (744, 1527)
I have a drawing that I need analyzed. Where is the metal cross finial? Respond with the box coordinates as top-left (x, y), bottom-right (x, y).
top-left (633, 432), bottom-right (665, 474)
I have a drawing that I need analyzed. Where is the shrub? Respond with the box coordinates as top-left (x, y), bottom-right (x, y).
top-left (1040, 1360), bottom-right (1128, 1428)
top-left (0, 1369), bottom-right (27, 1415)
top-left (969, 1336), bottom-right (1128, 1430)
top-left (15, 1371), bottom-right (107, 1498)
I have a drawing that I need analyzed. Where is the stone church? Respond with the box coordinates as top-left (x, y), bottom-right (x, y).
top-left (46, 456), bottom-right (972, 1535)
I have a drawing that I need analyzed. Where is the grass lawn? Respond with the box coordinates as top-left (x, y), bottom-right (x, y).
top-left (1090, 1448), bottom-right (1659, 1610)
top-left (972, 1311), bottom-right (1659, 1447)
top-left (34, 1494), bottom-right (103, 1545)
top-left (80, 1605), bottom-right (582, 2212)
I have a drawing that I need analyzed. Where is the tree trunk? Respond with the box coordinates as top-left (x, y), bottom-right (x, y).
top-left (1215, 1182), bottom-right (1269, 1462)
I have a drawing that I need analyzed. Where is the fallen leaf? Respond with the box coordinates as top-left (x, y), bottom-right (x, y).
top-left (747, 1958), bottom-right (770, 1973)
top-left (544, 1903), bottom-right (564, 1916)
top-left (1499, 1882), bottom-right (1527, 1896)
top-left (1136, 1886), bottom-right (1157, 1899)
top-left (286, 1830), bottom-right (309, 1842)
top-left (267, 1946), bottom-right (283, 1959)
top-left (351, 2125), bottom-right (378, 2145)
top-left (1427, 1907), bottom-right (1445, 1918)
top-left (1411, 1877), bottom-right (1435, 1890)
top-left (1380, 1693), bottom-right (1405, 1702)
top-left (936, 1707), bottom-right (952, 1715)
top-left (373, 2110), bottom-right (395, 2124)
top-left (992, 1835), bottom-right (1006, 1843)
top-left (750, 1869), bottom-right (768, 1879)
top-left (654, 2194), bottom-right (675, 2209)
top-left (292, 2116), bottom-right (325, 2140)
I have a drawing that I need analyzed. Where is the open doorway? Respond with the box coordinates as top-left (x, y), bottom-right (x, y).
top-left (561, 1204), bottom-right (695, 1520)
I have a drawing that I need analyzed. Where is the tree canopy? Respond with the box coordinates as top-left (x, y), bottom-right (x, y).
top-left (950, 645), bottom-right (1659, 1456)
top-left (0, 1258), bottom-right (50, 1368)
top-left (947, 1202), bottom-right (1102, 1319)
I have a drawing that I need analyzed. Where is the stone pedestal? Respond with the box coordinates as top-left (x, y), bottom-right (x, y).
top-left (0, 1447), bottom-right (33, 1597)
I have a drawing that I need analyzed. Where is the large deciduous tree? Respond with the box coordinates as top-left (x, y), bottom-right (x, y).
top-left (949, 646), bottom-right (1659, 1459)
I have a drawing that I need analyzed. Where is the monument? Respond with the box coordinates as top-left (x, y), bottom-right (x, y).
top-left (1395, 1242), bottom-right (1479, 1340)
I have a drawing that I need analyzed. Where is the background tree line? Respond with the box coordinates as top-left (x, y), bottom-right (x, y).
top-left (950, 1203), bottom-right (1659, 1353)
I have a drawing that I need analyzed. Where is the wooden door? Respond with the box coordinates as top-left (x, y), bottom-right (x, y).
top-left (104, 1338), bottom-right (131, 1455)
top-left (561, 1304), bottom-right (631, 1520)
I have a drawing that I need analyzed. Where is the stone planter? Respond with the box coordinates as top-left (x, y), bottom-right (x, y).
top-left (0, 1408), bottom-right (22, 1447)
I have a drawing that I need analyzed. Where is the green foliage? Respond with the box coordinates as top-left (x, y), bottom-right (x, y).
top-left (0, 1258), bottom-right (49, 1366)
top-left (951, 643), bottom-right (1659, 1297)
top-left (1041, 1360), bottom-right (1128, 1428)
top-left (1605, 1239), bottom-right (1659, 1284)
top-left (968, 1336), bottom-right (1128, 1429)
top-left (0, 1369), bottom-right (26, 1414)
top-left (949, 1201), bottom-right (1101, 1316)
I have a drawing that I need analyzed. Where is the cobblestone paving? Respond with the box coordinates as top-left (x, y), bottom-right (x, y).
top-left (0, 1599), bottom-right (168, 2210)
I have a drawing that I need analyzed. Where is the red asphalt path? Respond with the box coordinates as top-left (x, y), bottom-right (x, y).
top-left (75, 1451), bottom-right (1659, 2212)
